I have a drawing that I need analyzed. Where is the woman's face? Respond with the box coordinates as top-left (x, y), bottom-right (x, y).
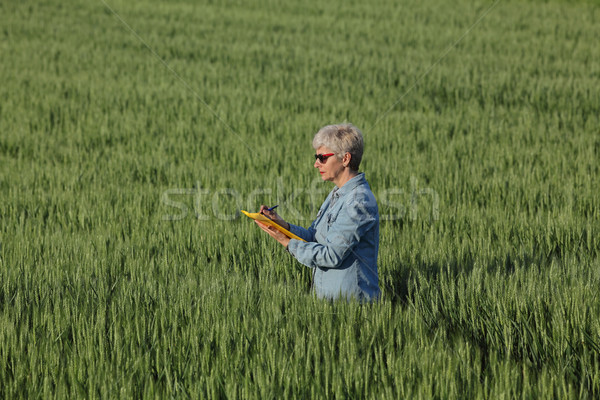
top-left (314, 146), bottom-right (344, 182)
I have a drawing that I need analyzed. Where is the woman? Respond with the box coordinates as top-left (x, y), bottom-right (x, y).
top-left (256, 123), bottom-right (380, 302)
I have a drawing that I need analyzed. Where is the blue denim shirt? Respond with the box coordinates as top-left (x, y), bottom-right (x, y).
top-left (287, 173), bottom-right (380, 301)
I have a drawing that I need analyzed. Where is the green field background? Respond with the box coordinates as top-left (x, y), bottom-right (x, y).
top-left (1, 0), bottom-right (599, 398)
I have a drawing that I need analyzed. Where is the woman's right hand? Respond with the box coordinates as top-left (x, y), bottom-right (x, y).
top-left (259, 205), bottom-right (290, 231)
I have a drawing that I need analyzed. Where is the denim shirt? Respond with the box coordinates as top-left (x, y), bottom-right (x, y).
top-left (287, 173), bottom-right (380, 302)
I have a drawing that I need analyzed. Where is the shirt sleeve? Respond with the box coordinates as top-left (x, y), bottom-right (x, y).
top-left (287, 196), bottom-right (377, 269)
top-left (288, 223), bottom-right (316, 242)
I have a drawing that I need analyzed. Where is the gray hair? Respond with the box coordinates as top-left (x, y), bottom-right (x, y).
top-left (312, 123), bottom-right (364, 171)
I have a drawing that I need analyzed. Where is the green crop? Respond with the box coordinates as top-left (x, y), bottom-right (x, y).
top-left (1, 0), bottom-right (599, 398)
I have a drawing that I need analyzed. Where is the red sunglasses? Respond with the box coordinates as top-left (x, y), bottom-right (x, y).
top-left (314, 153), bottom-right (335, 163)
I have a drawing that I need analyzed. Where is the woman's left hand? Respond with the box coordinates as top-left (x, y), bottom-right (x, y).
top-left (255, 220), bottom-right (291, 248)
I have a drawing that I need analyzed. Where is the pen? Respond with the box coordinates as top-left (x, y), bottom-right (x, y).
top-left (267, 205), bottom-right (279, 212)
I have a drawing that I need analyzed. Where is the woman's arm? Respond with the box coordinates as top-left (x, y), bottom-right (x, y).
top-left (287, 196), bottom-right (378, 269)
top-left (257, 204), bottom-right (320, 244)
top-left (287, 223), bottom-right (316, 243)
top-left (255, 215), bottom-right (317, 245)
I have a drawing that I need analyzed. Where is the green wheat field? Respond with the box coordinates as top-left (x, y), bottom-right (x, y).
top-left (1, 0), bottom-right (599, 398)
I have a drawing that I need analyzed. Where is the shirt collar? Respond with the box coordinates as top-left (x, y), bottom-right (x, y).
top-left (332, 173), bottom-right (366, 199)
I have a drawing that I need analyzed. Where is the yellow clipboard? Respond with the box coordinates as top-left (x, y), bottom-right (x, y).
top-left (241, 210), bottom-right (306, 242)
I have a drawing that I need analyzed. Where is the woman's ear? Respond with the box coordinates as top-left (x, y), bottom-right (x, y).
top-left (343, 152), bottom-right (352, 168)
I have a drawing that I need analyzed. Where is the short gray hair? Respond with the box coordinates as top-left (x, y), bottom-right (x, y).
top-left (312, 123), bottom-right (364, 171)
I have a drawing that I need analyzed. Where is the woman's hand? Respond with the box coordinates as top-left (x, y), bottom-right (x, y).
top-left (255, 220), bottom-right (291, 248)
top-left (258, 205), bottom-right (290, 230)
